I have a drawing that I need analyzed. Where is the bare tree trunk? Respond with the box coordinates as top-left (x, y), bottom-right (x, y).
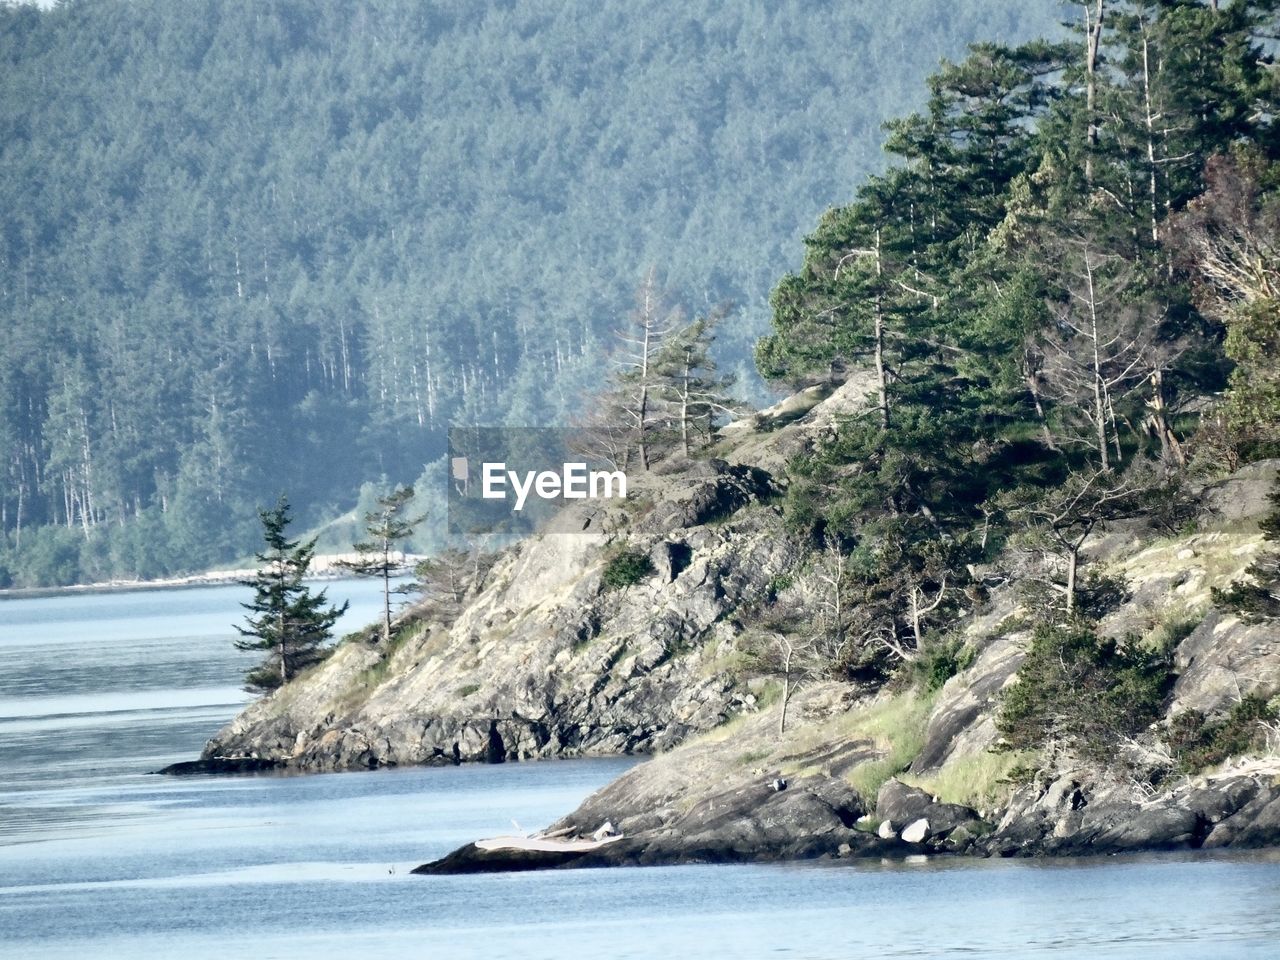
top-left (1146, 369), bottom-right (1185, 467)
top-left (778, 639), bottom-right (793, 736)
top-left (1140, 27), bottom-right (1160, 243)
top-left (1024, 349), bottom-right (1060, 451)
top-left (279, 607), bottom-right (289, 686)
top-left (680, 351), bottom-right (692, 456)
top-left (908, 575), bottom-right (947, 654)
top-left (1084, 0), bottom-right (1106, 186)
top-left (1065, 544), bottom-right (1079, 615)
top-left (15, 478), bottom-right (23, 549)
top-left (382, 542), bottom-right (392, 645)
top-left (1105, 386), bottom-right (1123, 464)
top-left (637, 382), bottom-right (650, 470)
top-left (636, 286), bottom-right (654, 470)
top-left (1084, 253), bottom-right (1112, 470)
top-left (874, 227), bottom-right (890, 428)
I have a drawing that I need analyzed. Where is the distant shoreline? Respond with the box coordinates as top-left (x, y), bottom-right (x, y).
top-left (0, 553), bottom-right (425, 601)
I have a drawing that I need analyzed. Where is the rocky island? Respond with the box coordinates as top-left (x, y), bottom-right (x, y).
top-left (163, 4), bottom-right (1280, 878)
top-left (175, 377), bottom-right (1280, 872)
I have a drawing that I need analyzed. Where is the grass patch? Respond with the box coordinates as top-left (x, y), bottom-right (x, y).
top-left (333, 624), bottom-right (420, 710)
top-left (900, 749), bottom-right (1031, 811)
top-left (737, 747), bottom-right (773, 767)
top-left (602, 549), bottom-right (654, 589)
top-left (701, 647), bottom-right (752, 681)
top-left (1145, 604), bottom-right (1205, 652)
top-left (754, 679), bottom-right (783, 709)
top-left (830, 690), bottom-right (937, 805)
top-left (684, 711), bottom-right (753, 747)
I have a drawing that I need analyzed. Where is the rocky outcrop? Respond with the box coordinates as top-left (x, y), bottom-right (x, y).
top-left (182, 375), bottom-right (1280, 873)
top-left (414, 451), bottom-right (1280, 874)
top-left (537, 684), bottom-right (883, 866)
top-left (874, 778), bottom-right (984, 850)
top-left (979, 763), bottom-right (1280, 857)
top-left (194, 464), bottom-right (795, 772)
top-left (1171, 609), bottom-right (1280, 716)
top-left (190, 374), bottom-right (877, 775)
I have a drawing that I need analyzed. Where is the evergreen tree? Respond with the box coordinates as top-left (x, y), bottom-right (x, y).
top-left (0, 1), bottom-right (1068, 586)
top-left (336, 485), bottom-right (420, 644)
top-left (1171, 152), bottom-right (1280, 463)
top-left (658, 310), bottom-right (743, 456)
top-left (235, 496), bottom-right (347, 692)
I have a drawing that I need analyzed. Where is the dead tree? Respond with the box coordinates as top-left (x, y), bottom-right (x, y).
top-left (1005, 464), bottom-right (1155, 616)
top-left (1038, 237), bottom-right (1151, 470)
top-left (612, 270), bottom-right (680, 471)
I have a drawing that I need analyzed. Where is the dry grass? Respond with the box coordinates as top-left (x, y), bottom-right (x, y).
top-left (829, 690), bottom-right (937, 803)
top-left (901, 749), bottom-right (1030, 811)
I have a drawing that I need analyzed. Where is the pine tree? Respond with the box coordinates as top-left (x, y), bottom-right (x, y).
top-left (658, 311), bottom-right (743, 456)
top-left (336, 485), bottom-right (420, 644)
top-left (235, 496), bottom-right (347, 692)
top-left (611, 271), bottom-right (681, 471)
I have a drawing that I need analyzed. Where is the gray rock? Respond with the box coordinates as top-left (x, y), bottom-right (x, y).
top-left (1198, 460), bottom-right (1280, 523)
top-left (1088, 804), bottom-right (1201, 852)
top-left (876, 779), bottom-right (934, 824)
top-left (1169, 610), bottom-right (1280, 716)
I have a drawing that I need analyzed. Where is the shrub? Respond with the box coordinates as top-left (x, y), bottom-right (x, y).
top-left (601, 549), bottom-right (654, 589)
top-left (1166, 693), bottom-right (1278, 772)
top-left (997, 622), bottom-right (1174, 764)
top-left (912, 636), bottom-right (976, 692)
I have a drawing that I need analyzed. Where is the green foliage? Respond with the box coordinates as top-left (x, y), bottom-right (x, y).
top-left (235, 496), bottom-right (348, 692)
top-left (765, 573), bottom-right (794, 598)
top-left (601, 549), bottom-right (654, 590)
top-left (1147, 609), bottom-right (1204, 652)
top-left (757, 3), bottom-right (1280, 688)
top-left (1171, 152), bottom-right (1280, 464)
top-left (1166, 693), bottom-right (1278, 773)
top-left (0, 0), bottom-right (1063, 585)
top-left (997, 622), bottom-right (1174, 763)
top-left (913, 637), bottom-right (977, 693)
top-left (839, 691), bottom-right (937, 804)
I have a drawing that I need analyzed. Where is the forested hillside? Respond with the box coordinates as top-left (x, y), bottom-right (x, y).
top-left (197, 1), bottom-right (1280, 864)
top-left (754, 0), bottom-right (1280, 687)
top-left (0, 0), bottom-right (1064, 586)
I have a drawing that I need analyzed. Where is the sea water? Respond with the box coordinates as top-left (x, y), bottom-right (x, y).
top-left (2, 584), bottom-right (1279, 959)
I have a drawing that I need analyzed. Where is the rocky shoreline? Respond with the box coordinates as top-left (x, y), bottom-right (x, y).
top-left (414, 764), bottom-right (1280, 875)
top-left (166, 381), bottom-right (1280, 882)
top-left (0, 552), bottom-right (426, 600)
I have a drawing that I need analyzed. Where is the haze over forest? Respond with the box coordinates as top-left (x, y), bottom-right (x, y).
top-left (0, 0), bottom-right (1064, 586)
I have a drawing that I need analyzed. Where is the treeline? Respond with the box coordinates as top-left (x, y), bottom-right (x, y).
top-left (0, 0), bottom-right (1064, 586)
top-left (754, 0), bottom-right (1279, 762)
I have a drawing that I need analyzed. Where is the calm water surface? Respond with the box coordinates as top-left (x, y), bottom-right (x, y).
top-left (2, 584), bottom-right (1279, 959)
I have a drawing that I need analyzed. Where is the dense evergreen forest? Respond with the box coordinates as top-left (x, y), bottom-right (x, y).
top-left (753, 0), bottom-right (1280, 694)
top-left (0, 0), bottom-right (1064, 586)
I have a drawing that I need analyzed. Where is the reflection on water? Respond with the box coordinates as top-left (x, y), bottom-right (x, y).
top-left (2, 584), bottom-right (1280, 959)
